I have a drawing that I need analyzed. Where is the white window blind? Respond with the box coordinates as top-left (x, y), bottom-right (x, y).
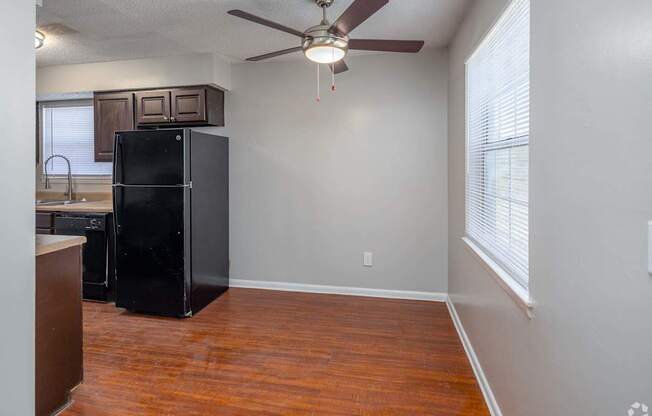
top-left (465, 0), bottom-right (530, 289)
top-left (41, 100), bottom-right (112, 176)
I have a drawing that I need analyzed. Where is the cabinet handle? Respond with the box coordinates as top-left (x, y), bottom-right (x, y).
top-left (170, 117), bottom-right (176, 122)
top-left (162, 116), bottom-right (168, 121)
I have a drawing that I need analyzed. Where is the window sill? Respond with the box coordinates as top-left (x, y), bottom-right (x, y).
top-left (461, 237), bottom-right (534, 319)
top-left (40, 175), bottom-right (112, 185)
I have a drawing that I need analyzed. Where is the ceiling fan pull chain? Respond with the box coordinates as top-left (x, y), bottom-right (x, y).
top-left (331, 49), bottom-right (336, 92)
top-left (316, 63), bottom-right (321, 103)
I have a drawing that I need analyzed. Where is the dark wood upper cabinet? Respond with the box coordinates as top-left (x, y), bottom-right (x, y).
top-left (171, 88), bottom-right (206, 123)
top-left (93, 85), bottom-right (224, 160)
top-left (135, 90), bottom-right (171, 124)
top-left (135, 86), bottom-right (223, 127)
top-left (94, 92), bottom-right (135, 162)
top-left (205, 87), bottom-right (225, 127)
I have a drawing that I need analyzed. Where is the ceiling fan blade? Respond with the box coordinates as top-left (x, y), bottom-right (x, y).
top-left (245, 46), bottom-right (303, 62)
top-left (349, 39), bottom-right (424, 53)
top-left (329, 0), bottom-right (389, 36)
top-left (329, 60), bottom-right (349, 74)
top-left (228, 10), bottom-right (304, 38)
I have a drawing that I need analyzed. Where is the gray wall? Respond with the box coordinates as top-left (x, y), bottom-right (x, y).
top-left (448, 0), bottom-right (652, 414)
top-left (225, 50), bottom-right (449, 293)
top-left (33, 48), bottom-right (449, 293)
top-left (37, 53), bottom-right (232, 95)
top-left (0, 1), bottom-right (35, 414)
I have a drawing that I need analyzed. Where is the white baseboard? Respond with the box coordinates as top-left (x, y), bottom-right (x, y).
top-left (446, 298), bottom-right (502, 416)
top-left (229, 279), bottom-right (448, 302)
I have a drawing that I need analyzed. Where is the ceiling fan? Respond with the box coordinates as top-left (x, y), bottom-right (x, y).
top-left (228, 0), bottom-right (425, 74)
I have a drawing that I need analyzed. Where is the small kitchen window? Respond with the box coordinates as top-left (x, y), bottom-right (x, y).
top-left (40, 100), bottom-right (112, 177)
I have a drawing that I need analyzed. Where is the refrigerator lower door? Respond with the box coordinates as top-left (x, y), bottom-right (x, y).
top-left (114, 185), bottom-right (189, 317)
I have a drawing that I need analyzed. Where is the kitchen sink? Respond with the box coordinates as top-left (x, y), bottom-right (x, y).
top-left (36, 199), bottom-right (87, 206)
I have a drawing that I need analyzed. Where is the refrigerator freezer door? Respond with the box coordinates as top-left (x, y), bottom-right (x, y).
top-left (114, 129), bottom-right (188, 185)
top-left (114, 185), bottom-right (189, 316)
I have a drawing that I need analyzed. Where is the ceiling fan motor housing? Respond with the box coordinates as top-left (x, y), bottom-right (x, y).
top-left (315, 0), bottom-right (335, 8)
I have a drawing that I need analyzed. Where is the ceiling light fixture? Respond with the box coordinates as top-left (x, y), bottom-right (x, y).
top-left (303, 33), bottom-right (348, 64)
top-left (228, 0), bottom-right (424, 72)
top-left (35, 30), bottom-right (45, 49)
top-left (228, 0), bottom-right (425, 101)
top-left (302, 2), bottom-right (348, 64)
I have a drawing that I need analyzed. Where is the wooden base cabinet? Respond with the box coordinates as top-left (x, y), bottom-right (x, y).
top-left (36, 245), bottom-right (84, 416)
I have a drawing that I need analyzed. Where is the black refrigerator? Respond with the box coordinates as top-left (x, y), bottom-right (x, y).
top-left (112, 129), bottom-right (229, 317)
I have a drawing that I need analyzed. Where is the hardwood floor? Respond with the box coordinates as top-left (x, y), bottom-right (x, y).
top-left (62, 288), bottom-right (489, 415)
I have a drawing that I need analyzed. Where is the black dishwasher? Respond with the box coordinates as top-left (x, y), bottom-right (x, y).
top-left (53, 213), bottom-right (115, 302)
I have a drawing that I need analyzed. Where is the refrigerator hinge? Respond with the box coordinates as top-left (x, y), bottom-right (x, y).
top-left (183, 292), bottom-right (191, 317)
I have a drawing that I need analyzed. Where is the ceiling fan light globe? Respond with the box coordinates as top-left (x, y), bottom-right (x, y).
top-left (304, 46), bottom-right (346, 64)
top-left (302, 30), bottom-right (349, 64)
top-left (35, 30), bottom-right (45, 49)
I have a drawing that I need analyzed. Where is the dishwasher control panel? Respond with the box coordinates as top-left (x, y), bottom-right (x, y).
top-left (54, 214), bottom-right (107, 231)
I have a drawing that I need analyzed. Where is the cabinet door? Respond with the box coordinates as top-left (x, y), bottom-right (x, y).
top-left (35, 212), bottom-right (53, 229)
top-left (171, 88), bottom-right (207, 123)
top-left (94, 92), bottom-right (134, 162)
top-left (135, 90), bottom-right (171, 125)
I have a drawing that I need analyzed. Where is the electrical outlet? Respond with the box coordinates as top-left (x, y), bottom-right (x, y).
top-left (648, 221), bottom-right (652, 274)
top-left (363, 252), bottom-right (373, 267)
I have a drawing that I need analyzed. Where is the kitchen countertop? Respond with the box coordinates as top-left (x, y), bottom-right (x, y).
top-left (36, 235), bottom-right (87, 257)
top-left (36, 199), bottom-right (113, 213)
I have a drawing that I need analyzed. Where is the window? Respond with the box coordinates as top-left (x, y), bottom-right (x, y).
top-left (40, 100), bottom-right (112, 176)
top-left (465, 0), bottom-right (530, 290)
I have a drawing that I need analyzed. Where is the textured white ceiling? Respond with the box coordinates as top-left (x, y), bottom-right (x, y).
top-left (36, 0), bottom-right (471, 67)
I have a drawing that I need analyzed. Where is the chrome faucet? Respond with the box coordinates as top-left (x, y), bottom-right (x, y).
top-left (44, 154), bottom-right (74, 201)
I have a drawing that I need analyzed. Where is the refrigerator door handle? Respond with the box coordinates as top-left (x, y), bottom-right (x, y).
top-left (112, 187), bottom-right (121, 278)
top-left (113, 134), bottom-right (123, 184)
top-left (111, 184), bottom-right (191, 188)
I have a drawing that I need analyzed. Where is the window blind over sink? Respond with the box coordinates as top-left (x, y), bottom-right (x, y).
top-left (41, 100), bottom-right (113, 176)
